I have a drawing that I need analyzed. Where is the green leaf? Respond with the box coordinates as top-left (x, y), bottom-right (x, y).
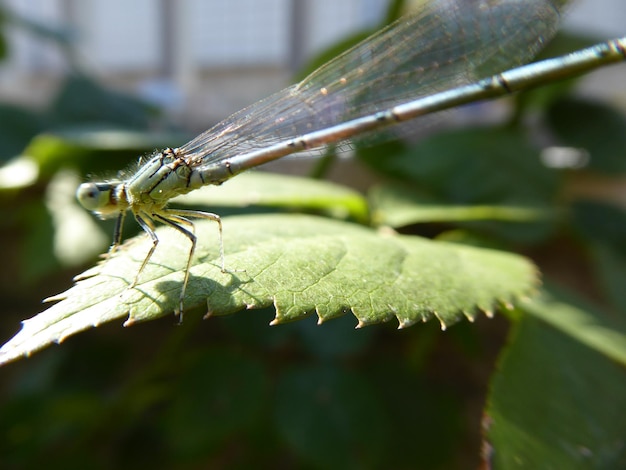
top-left (572, 200), bottom-right (626, 251)
top-left (368, 183), bottom-right (558, 245)
top-left (291, 314), bottom-right (376, 359)
top-left (0, 5), bottom-right (75, 47)
top-left (369, 183), bottom-right (555, 227)
top-left (547, 97), bottom-right (626, 173)
top-left (590, 243), bottom-right (626, 315)
top-left (485, 293), bottom-right (626, 467)
top-left (572, 201), bottom-right (626, 313)
top-left (48, 75), bottom-right (158, 129)
top-left (24, 129), bottom-right (187, 177)
top-left (164, 348), bottom-right (268, 458)
top-left (274, 364), bottom-right (391, 469)
top-left (521, 286), bottom-right (626, 366)
top-left (173, 172), bottom-right (369, 223)
top-left (0, 31), bottom-right (6, 62)
top-left (359, 127), bottom-right (561, 205)
top-left (0, 104), bottom-right (46, 162)
top-left (0, 214), bottom-right (537, 365)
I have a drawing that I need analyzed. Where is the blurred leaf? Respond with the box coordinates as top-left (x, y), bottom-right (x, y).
top-left (0, 5), bottom-right (75, 46)
top-left (369, 360), bottom-right (464, 469)
top-left (274, 364), bottom-right (391, 469)
top-left (49, 75), bottom-right (158, 129)
top-left (572, 201), bottom-right (626, 255)
top-left (0, 33), bottom-right (6, 61)
top-left (434, 229), bottom-right (511, 250)
top-left (0, 6), bottom-right (6, 61)
top-left (469, 219), bottom-right (558, 246)
top-left (514, 31), bottom-right (607, 111)
top-left (0, 156), bottom-right (39, 191)
top-left (536, 31), bottom-right (605, 61)
top-left (217, 306), bottom-right (295, 349)
top-left (24, 129), bottom-right (187, 177)
top-left (20, 201), bottom-right (58, 282)
top-left (0, 214), bottom-right (538, 364)
top-left (292, 314), bottom-right (375, 359)
top-left (165, 348), bottom-right (268, 458)
top-left (363, 142), bottom-right (560, 244)
top-left (547, 97), bottom-right (626, 173)
top-left (572, 201), bottom-right (626, 313)
top-left (174, 172), bottom-right (369, 223)
top-left (0, 105), bottom-right (47, 162)
top-left (522, 286), bottom-right (626, 365)
top-left (369, 183), bottom-right (555, 228)
top-left (359, 127), bottom-right (561, 205)
top-left (485, 294), bottom-right (626, 468)
top-left (382, 0), bottom-right (408, 25)
top-left (591, 243), bottom-right (626, 315)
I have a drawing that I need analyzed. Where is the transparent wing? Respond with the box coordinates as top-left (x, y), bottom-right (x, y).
top-left (180, 0), bottom-right (562, 165)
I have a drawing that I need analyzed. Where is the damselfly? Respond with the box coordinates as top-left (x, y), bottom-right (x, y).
top-left (76, 0), bottom-right (626, 318)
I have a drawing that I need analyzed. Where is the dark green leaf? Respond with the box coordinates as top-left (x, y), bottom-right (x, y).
top-left (368, 181), bottom-right (558, 245)
top-left (24, 129), bottom-right (187, 177)
top-left (0, 6), bottom-right (74, 46)
top-left (292, 314), bottom-right (375, 359)
top-left (485, 290), bottom-right (626, 468)
top-left (174, 172), bottom-right (369, 223)
top-left (590, 243), bottom-right (626, 315)
top-left (369, 183), bottom-right (555, 228)
top-left (572, 201), bottom-right (626, 253)
top-left (360, 127), bottom-right (561, 205)
top-left (522, 286), bottom-right (626, 365)
top-left (49, 75), bottom-right (158, 129)
top-left (572, 201), bottom-right (626, 312)
top-left (274, 365), bottom-right (390, 469)
top-left (0, 104), bottom-right (47, 162)
top-left (369, 359), bottom-right (464, 469)
top-left (0, 32), bottom-right (6, 61)
top-left (165, 349), bottom-right (268, 458)
top-left (547, 97), bottom-right (626, 173)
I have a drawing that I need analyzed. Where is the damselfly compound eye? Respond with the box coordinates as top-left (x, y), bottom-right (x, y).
top-left (76, 182), bottom-right (110, 211)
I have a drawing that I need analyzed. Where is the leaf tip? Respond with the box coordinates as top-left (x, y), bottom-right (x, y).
top-left (269, 310), bottom-right (285, 326)
top-left (42, 293), bottom-right (67, 303)
top-left (433, 311), bottom-right (448, 331)
top-left (73, 263), bottom-right (101, 281)
top-left (269, 298), bottom-right (290, 326)
top-left (462, 310), bottom-right (477, 322)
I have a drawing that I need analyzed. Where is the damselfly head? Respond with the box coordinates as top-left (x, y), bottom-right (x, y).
top-left (76, 181), bottom-right (123, 216)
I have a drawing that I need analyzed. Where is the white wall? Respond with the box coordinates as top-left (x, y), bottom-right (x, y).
top-left (0, 0), bottom-right (623, 123)
top-left (564, 0), bottom-right (625, 37)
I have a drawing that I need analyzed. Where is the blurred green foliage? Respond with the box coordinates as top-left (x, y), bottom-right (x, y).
top-left (1, 1), bottom-right (626, 469)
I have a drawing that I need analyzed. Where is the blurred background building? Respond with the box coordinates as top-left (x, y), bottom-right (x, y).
top-left (0, 0), bottom-right (624, 132)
